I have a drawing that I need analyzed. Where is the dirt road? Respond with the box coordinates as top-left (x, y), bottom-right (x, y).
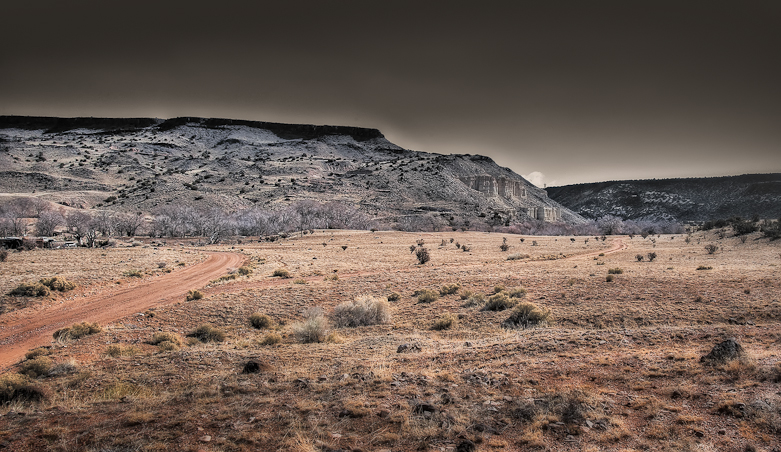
top-left (0, 251), bottom-right (243, 370)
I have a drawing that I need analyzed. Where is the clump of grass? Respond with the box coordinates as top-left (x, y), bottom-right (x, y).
top-left (387, 292), bottom-right (401, 302)
top-left (148, 331), bottom-right (182, 352)
top-left (605, 274), bottom-right (614, 282)
top-left (124, 270), bottom-right (143, 278)
top-left (507, 253), bottom-right (530, 260)
top-left (415, 247), bottom-right (431, 264)
top-left (705, 244), bottom-right (719, 254)
top-left (697, 265), bottom-right (713, 270)
top-left (493, 285), bottom-right (506, 293)
top-left (332, 295), bottom-right (391, 327)
top-left (19, 356), bottom-right (53, 378)
top-left (187, 324), bottom-right (226, 343)
top-left (507, 287), bottom-right (527, 298)
top-left (432, 314), bottom-right (457, 330)
top-left (502, 303), bottom-right (552, 329)
top-left (259, 332), bottom-right (282, 346)
top-left (0, 373), bottom-right (48, 403)
top-left (9, 282), bottom-right (50, 297)
top-left (292, 278), bottom-right (307, 284)
top-left (237, 266), bottom-right (252, 276)
top-left (415, 289), bottom-right (439, 303)
top-left (215, 273), bottom-right (238, 282)
top-left (440, 283), bottom-right (461, 295)
top-left (273, 268), bottom-right (290, 278)
top-left (249, 313), bottom-right (272, 329)
top-left (482, 292), bottom-right (516, 311)
top-left (186, 289), bottom-right (204, 301)
top-left (104, 345), bottom-right (140, 358)
top-left (25, 347), bottom-right (50, 361)
top-left (460, 290), bottom-right (474, 300)
top-left (292, 308), bottom-right (330, 343)
top-left (608, 268), bottom-right (623, 274)
top-left (463, 293), bottom-right (485, 307)
top-left (53, 322), bottom-right (102, 341)
top-left (39, 277), bottom-right (76, 292)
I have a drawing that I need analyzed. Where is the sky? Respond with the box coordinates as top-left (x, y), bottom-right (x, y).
top-left (1, 1), bottom-right (780, 186)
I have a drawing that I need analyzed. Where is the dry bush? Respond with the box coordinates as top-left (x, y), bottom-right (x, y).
top-left (463, 293), bottom-right (485, 307)
top-left (292, 308), bottom-right (330, 343)
top-left (25, 347), bottom-right (50, 360)
top-left (10, 282), bottom-right (50, 297)
top-left (53, 322), bottom-right (102, 341)
top-left (502, 303), bottom-right (552, 329)
top-left (292, 278), bottom-right (307, 284)
top-left (249, 313), bottom-right (273, 329)
top-left (697, 265), bottom-right (713, 270)
top-left (607, 268), bottom-right (623, 274)
top-left (123, 269), bottom-right (143, 278)
top-left (636, 254), bottom-right (645, 262)
top-left (187, 324), bottom-right (226, 343)
top-left (482, 292), bottom-right (516, 311)
top-left (0, 373), bottom-right (48, 403)
top-left (0, 249), bottom-right (7, 262)
top-left (439, 283), bottom-right (461, 295)
top-left (332, 295), bottom-right (391, 327)
top-left (606, 274), bottom-right (615, 282)
top-left (104, 345), bottom-right (140, 358)
top-left (186, 290), bottom-right (203, 301)
top-left (39, 277), bottom-right (76, 292)
top-left (415, 247), bottom-right (430, 264)
top-left (273, 268), bottom-right (290, 278)
top-left (237, 265), bottom-right (252, 276)
top-left (19, 356), bottom-right (53, 378)
top-left (432, 314), bottom-right (456, 330)
top-left (415, 289), bottom-right (439, 303)
top-left (148, 332), bottom-right (182, 352)
top-left (387, 292), bottom-right (401, 302)
top-left (259, 332), bottom-right (282, 346)
top-left (507, 287), bottom-right (527, 298)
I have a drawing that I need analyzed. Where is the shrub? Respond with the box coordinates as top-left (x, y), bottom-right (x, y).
top-left (606, 274), bottom-right (614, 282)
top-left (0, 249), bottom-right (7, 262)
top-left (0, 373), bottom-right (47, 403)
top-left (416, 289), bottom-right (439, 303)
top-left (249, 313), bottom-right (272, 329)
top-left (697, 265), bottom-right (713, 270)
top-left (25, 347), bottom-right (50, 361)
top-left (460, 290), bottom-right (474, 300)
top-left (156, 340), bottom-right (179, 352)
top-left (608, 268), bottom-right (623, 274)
top-left (432, 314), bottom-right (456, 330)
top-left (186, 290), bottom-right (203, 301)
top-left (332, 295), bottom-right (391, 327)
top-left (507, 287), bottom-right (527, 298)
top-left (461, 245), bottom-right (471, 252)
top-left (259, 332), bottom-right (282, 346)
top-left (53, 322), bottom-right (102, 341)
top-left (187, 324), bottom-right (226, 343)
top-left (507, 253), bottom-right (530, 260)
top-left (440, 283), bottom-right (461, 295)
top-left (636, 254), bottom-right (644, 262)
top-left (273, 268), bottom-right (290, 278)
top-left (387, 292), bottom-right (401, 302)
top-left (482, 293), bottom-right (516, 311)
top-left (104, 345), bottom-right (140, 357)
top-left (647, 252), bottom-right (657, 262)
top-left (10, 282), bottom-right (50, 297)
top-left (416, 247), bottom-right (430, 264)
top-left (494, 285), bottom-right (506, 293)
top-left (463, 293), bottom-right (485, 307)
top-left (409, 244), bottom-right (417, 253)
top-left (292, 308), bottom-right (330, 343)
top-left (40, 277), bottom-right (76, 292)
top-left (292, 278), bottom-right (307, 284)
top-left (124, 270), bottom-right (143, 278)
top-left (19, 356), bottom-right (53, 378)
top-left (705, 244), bottom-right (719, 254)
top-left (502, 303), bottom-right (552, 329)
top-left (500, 243), bottom-right (510, 252)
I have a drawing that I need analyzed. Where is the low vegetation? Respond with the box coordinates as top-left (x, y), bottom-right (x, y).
top-left (185, 289), bottom-right (203, 301)
top-left (272, 268), bottom-right (290, 278)
top-left (292, 308), bottom-right (330, 343)
top-left (415, 289), bottom-right (439, 303)
top-left (187, 324), bottom-right (226, 343)
top-left (249, 313), bottom-right (272, 329)
top-left (502, 302), bottom-right (552, 329)
top-left (52, 322), bottom-right (102, 341)
top-left (332, 295), bottom-right (391, 327)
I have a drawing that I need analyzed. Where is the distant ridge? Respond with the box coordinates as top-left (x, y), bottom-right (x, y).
top-left (546, 174), bottom-right (781, 222)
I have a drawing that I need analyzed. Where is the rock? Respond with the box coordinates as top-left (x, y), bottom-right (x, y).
top-left (700, 338), bottom-right (747, 364)
top-left (456, 439), bottom-right (476, 452)
top-left (199, 435), bottom-right (212, 442)
top-left (397, 343), bottom-right (422, 353)
top-left (718, 429), bottom-right (726, 435)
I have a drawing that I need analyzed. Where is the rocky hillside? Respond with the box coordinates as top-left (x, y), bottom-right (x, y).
top-left (0, 116), bottom-right (582, 229)
top-left (546, 174), bottom-right (781, 222)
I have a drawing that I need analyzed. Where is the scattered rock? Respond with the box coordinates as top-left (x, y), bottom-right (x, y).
top-left (700, 338), bottom-right (747, 364)
top-left (199, 435), bottom-right (212, 442)
top-left (397, 343), bottom-right (422, 353)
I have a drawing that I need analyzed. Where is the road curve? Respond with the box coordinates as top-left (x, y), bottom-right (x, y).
top-left (0, 251), bottom-right (244, 370)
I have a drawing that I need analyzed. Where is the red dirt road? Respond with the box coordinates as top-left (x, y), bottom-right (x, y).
top-left (0, 252), bottom-right (243, 370)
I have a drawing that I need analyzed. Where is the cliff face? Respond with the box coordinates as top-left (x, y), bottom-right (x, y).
top-left (0, 115), bottom-right (582, 226)
top-left (546, 174), bottom-right (781, 222)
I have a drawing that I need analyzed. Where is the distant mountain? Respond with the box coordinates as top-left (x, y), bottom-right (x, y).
top-left (546, 174), bottom-right (781, 222)
top-left (0, 116), bottom-right (583, 229)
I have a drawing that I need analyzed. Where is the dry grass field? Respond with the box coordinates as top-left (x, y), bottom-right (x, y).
top-left (1, 230), bottom-right (780, 451)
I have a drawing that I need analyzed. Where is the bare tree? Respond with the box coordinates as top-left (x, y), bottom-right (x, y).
top-left (115, 212), bottom-right (145, 237)
top-left (35, 210), bottom-right (64, 236)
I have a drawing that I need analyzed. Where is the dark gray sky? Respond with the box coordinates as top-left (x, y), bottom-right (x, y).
top-left (2, 1), bottom-right (780, 186)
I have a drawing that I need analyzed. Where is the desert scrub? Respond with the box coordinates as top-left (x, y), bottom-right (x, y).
top-left (148, 332), bottom-right (182, 351)
top-left (104, 345), bottom-right (140, 358)
top-left (292, 278), bottom-right (307, 284)
top-left (482, 292), bottom-right (517, 311)
top-left (237, 265), bottom-right (253, 276)
top-left (387, 292), bottom-right (401, 302)
top-left (123, 269), bottom-right (143, 278)
top-left (39, 277), bottom-right (76, 292)
top-left (605, 274), bottom-right (615, 282)
top-left (273, 268), bottom-right (290, 278)
top-left (185, 289), bottom-right (203, 301)
top-left (292, 308), bottom-right (330, 343)
top-left (0, 249), bottom-right (7, 262)
top-left (463, 293), bottom-right (485, 307)
top-left (697, 265), bottom-right (713, 270)
top-left (332, 295), bottom-right (391, 327)
top-left (432, 314), bottom-right (457, 330)
top-left (9, 281), bottom-right (50, 297)
top-left (53, 322), bottom-right (102, 341)
top-left (0, 373), bottom-right (47, 403)
top-left (415, 247), bottom-right (430, 264)
top-left (439, 283), bottom-right (461, 295)
top-left (607, 268), bottom-right (623, 274)
top-left (502, 302), bottom-right (552, 329)
top-left (187, 324), bottom-right (226, 343)
top-left (249, 313), bottom-right (273, 329)
top-left (415, 289), bottom-right (439, 303)
top-left (507, 253), bottom-right (530, 260)
top-left (507, 287), bottom-right (527, 298)
top-left (18, 356), bottom-right (53, 378)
